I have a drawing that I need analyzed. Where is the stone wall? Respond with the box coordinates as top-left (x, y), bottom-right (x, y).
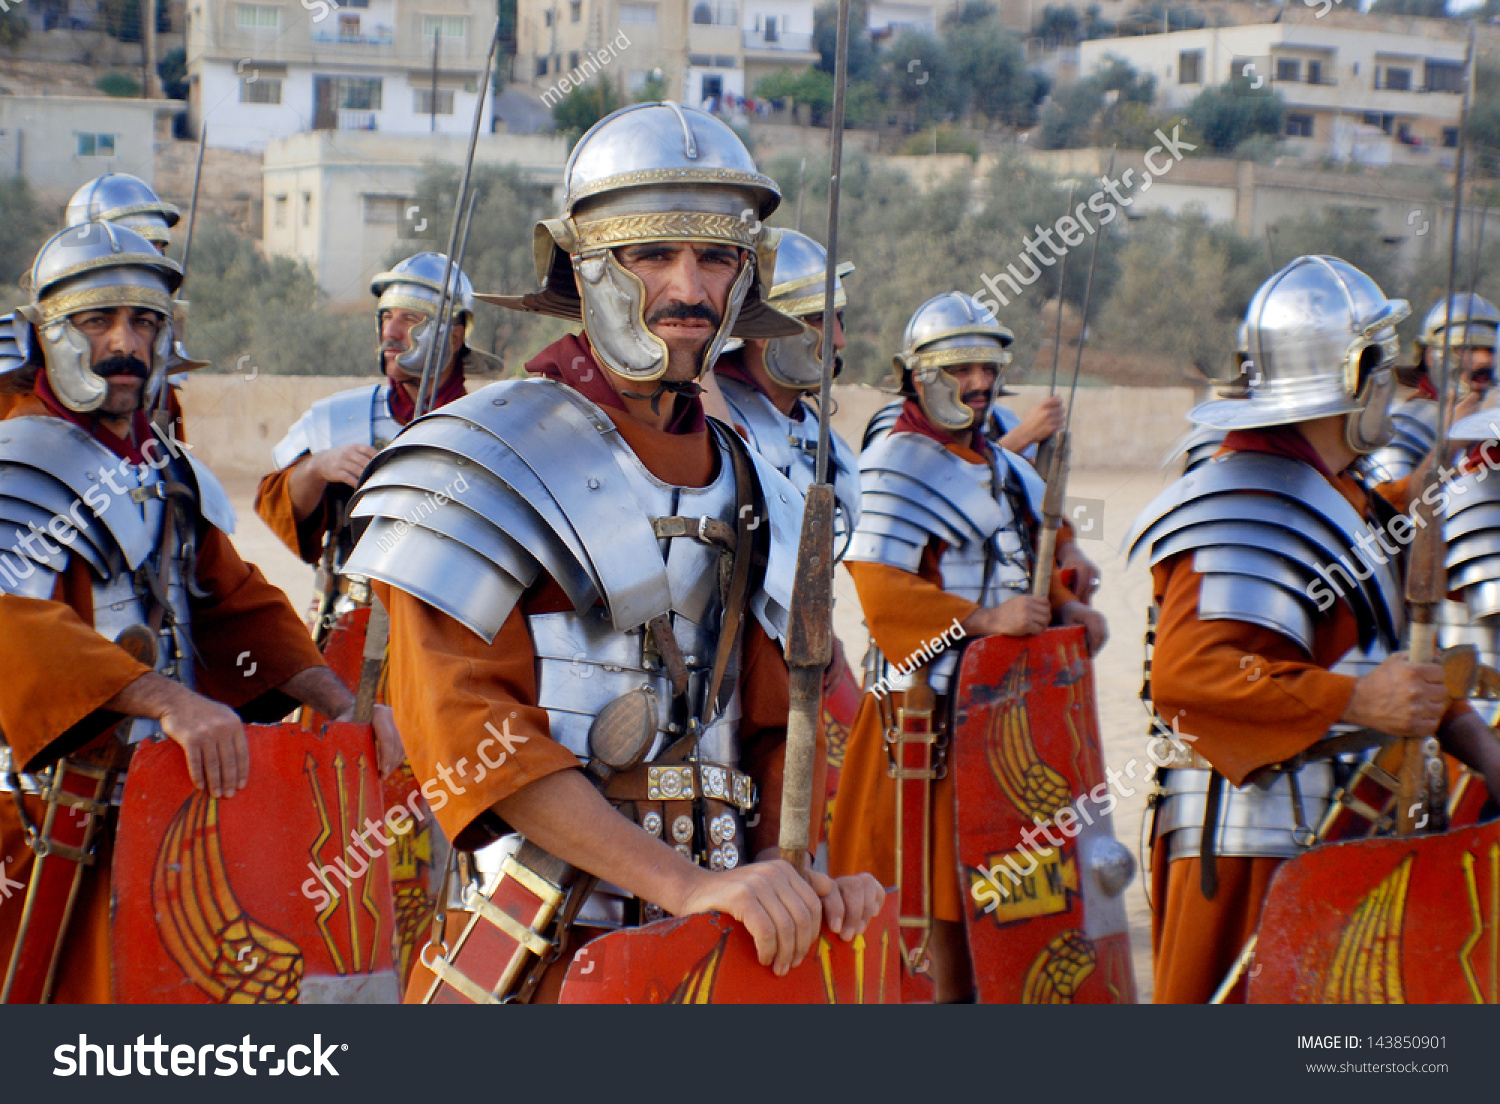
top-left (178, 374), bottom-right (1197, 477)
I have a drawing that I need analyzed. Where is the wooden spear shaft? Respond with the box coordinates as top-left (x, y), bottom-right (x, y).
top-left (777, 0), bottom-right (850, 873)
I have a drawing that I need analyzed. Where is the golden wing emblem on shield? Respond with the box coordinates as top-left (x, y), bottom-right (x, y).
top-left (1021, 931), bottom-right (1098, 1004)
top-left (152, 790), bottom-right (305, 1003)
top-left (1323, 853), bottom-right (1413, 1004)
top-left (987, 652), bottom-right (1072, 822)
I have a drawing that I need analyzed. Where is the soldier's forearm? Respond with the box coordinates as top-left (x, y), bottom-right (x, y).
top-left (1439, 709), bottom-right (1500, 776)
top-left (104, 670), bottom-right (198, 721)
top-left (278, 665), bottom-right (355, 719)
top-left (493, 768), bottom-right (704, 914)
top-left (284, 455), bottom-right (328, 522)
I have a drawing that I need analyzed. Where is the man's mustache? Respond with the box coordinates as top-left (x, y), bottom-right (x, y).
top-left (962, 390), bottom-right (990, 405)
top-left (94, 355), bottom-right (149, 380)
top-left (647, 303), bottom-right (721, 327)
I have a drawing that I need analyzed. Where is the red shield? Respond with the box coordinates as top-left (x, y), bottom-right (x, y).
top-left (112, 722), bottom-right (401, 1003)
top-left (1249, 820), bottom-right (1500, 1003)
top-left (308, 605), bottom-right (441, 985)
top-left (558, 892), bottom-right (901, 1003)
top-left (950, 627), bottom-right (1137, 1004)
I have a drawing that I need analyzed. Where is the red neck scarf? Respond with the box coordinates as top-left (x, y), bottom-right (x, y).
top-left (1220, 424), bottom-right (1337, 482)
top-left (892, 396), bottom-right (987, 455)
top-left (386, 360), bottom-right (467, 425)
top-left (34, 372), bottom-right (152, 463)
top-left (527, 333), bottom-right (707, 435)
top-left (1415, 374), bottom-right (1438, 401)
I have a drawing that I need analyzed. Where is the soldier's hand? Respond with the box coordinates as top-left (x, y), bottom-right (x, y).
top-left (1342, 652), bottom-right (1446, 737)
top-left (371, 704), bottom-right (404, 778)
top-left (1059, 600), bottom-right (1109, 654)
top-left (1058, 543), bottom-right (1099, 602)
top-left (1000, 395), bottom-right (1064, 452)
top-left (965, 594), bottom-right (1050, 638)
top-left (309, 443), bottom-right (379, 489)
top-left (159, 692), bottom-right (251, 798)
top-left (674, 858), bottom-right (821, 976)
top-left (806, 870), bottom-right (885, 941)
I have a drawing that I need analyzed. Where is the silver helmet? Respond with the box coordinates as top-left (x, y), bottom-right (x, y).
top-left (15, 222), bottom-right (183, 413)
top-left (371, 252), bottom-right (493, 376)
top-left (1190, 255), bottom-right (1409, 454)
top-left (1416, 292), bottom-right (1500, 352)
top-left (477, 102), bottom-right (799, 381)
top-left (895, 291), bottom-right (1014, 431)
top-left (755, 229), bottom-right (854, 390)
top-left (64, 173), bottom-right (181, 248)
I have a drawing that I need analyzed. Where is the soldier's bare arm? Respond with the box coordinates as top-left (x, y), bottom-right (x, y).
top-left (275, 666), bottom-right (404, 776)
top-left (998, 395), bottom-right (1063, 454)
top-left (107, 672), bottom-right (248, 799)
top-left (1057, 600), bottom-right (1108, 654)
top-left (284, 443), bottom-right (379, 519)
top-left (494, 769), bottom-right (821, 976)
top-left (961, 595), bottom-right (1050, 638)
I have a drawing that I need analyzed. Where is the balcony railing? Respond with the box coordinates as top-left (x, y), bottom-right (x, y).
top-left (311, 26), bottom-right (394, 46)
top-left (337, 110), bottom-right (378, 131)
top-left (742, 29), bottom-right (813, 51)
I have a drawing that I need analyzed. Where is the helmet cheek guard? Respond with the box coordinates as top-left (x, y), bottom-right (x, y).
top-left (763, 320), bottom-right (825, 389)
top-left (19, 307), bottom-right (107, 414)
top-left (910, 359), bottom-right (977, 432)
top-left (1343, 331), bottom-right (1401, 455)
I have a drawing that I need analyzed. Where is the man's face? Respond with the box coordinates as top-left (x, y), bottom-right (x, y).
top-left (380, 307), bottom-right (462, 384)
top-left (1464, 345), bottom-right (1495, 397)
top-left (942, 361), bottom-right (998, 417)
top-left (802, 309), bottom-right (846, 353)
top-left (69, 306), bottom-right (162, 417)
top-left (615, 242), bottom-right (745, 381)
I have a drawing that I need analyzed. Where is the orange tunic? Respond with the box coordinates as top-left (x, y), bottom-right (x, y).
top-left (827, 429), bottom-right (1071, 923)
top-left (1147, 455), bottom-right (1469, 1003)
top-left (377, 374), bottom-right (818, 999)
top-left (0, 392), bottom-right (328, 1003)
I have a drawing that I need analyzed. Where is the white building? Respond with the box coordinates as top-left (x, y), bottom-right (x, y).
top-left (1078, 16), bottom-right (1467, 163)
top-left (261, 129), bottom-right (569, 304)
top-left (185, 0), bottom-right (497, 151)
top-left (0, 96), bottom-right (175, 201)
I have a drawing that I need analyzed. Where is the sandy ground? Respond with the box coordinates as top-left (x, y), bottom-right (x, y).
top-left (223, 463), bottom-right (1176, 1001)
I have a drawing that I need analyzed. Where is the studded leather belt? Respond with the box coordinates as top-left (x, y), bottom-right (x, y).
top-left (604, 760), bottom-right (756, 812)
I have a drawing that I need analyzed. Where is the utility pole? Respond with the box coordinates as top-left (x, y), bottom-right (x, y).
top-left (430, 28), bottom-right (441, 132)
top-left (142, 0), bottom-right (160, 98)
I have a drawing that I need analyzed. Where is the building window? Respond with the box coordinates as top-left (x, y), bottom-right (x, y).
top-left (1178, 50), bottom-right (1202, 85)
top-left (543, 10), bottom-right (553, 25)
top-left (76, 132), bottom-right (116, 156)
top-left (763, 15), bottom-right (778, 41)
top-left (236, 3), bottom-right (280, 31)
top-left (414, 88), bottom-right (455, 114)
top-left (1426, 60), bottom-right (1464, 93)
top-left (273, 194), bottom-right (288, 228)
top-left (570, 0), bottom-right (581, 21)
top-left (1286, 113), bottom-right (1313, 138)
top-left (334, 76), bottom-right (382, 109)
top-left (691, 0), bottom-right (735, 24)
top-left (620, 3), bottom-right (656, 23)
top-left (1363, 111), bottom-right (1394, 134)
top-left (1443, 127), bottom-right (1459, 148)
top-left (422, 15), bottom-right (466, 39)
top-left (344, 0), bottom-right (369, 7)
top-left (338, 13), bottom-right (361, 37)
top-left (701, 73), bottom-right (723, 97)
top-left (1307, 59), bottom-right (1323, 85)
top-left (363, 195), bottom-right (407, 224)
top-left (302, 191), bottom-right (313, 227)
top-left (1275, 58), bottom-right (1300, 82)
top-left (1381, 67), bottom-right (1411, 91)
top-left (240, 76), bottom-right (282, 103)
top-left (535, 56), bottom-right (549, 76)
top-left (568, 50), bottom-right (579, 71)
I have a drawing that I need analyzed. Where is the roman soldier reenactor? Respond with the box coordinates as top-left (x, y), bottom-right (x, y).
top-left (827, 291), bottom-right (1108, 1003)
top-left (255, 254), bottom-right (493, 618)
top-left (1355, 292), bottom-right (1499, 490)
top-left (1127, 255), bottom-right (1500, 1003)
top-left (341, 102), bottom-right (884, 1003)
top-left (0, 222), bottom-right (400, 1003)
top-left (713, 229), bottom-right (862, 551)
